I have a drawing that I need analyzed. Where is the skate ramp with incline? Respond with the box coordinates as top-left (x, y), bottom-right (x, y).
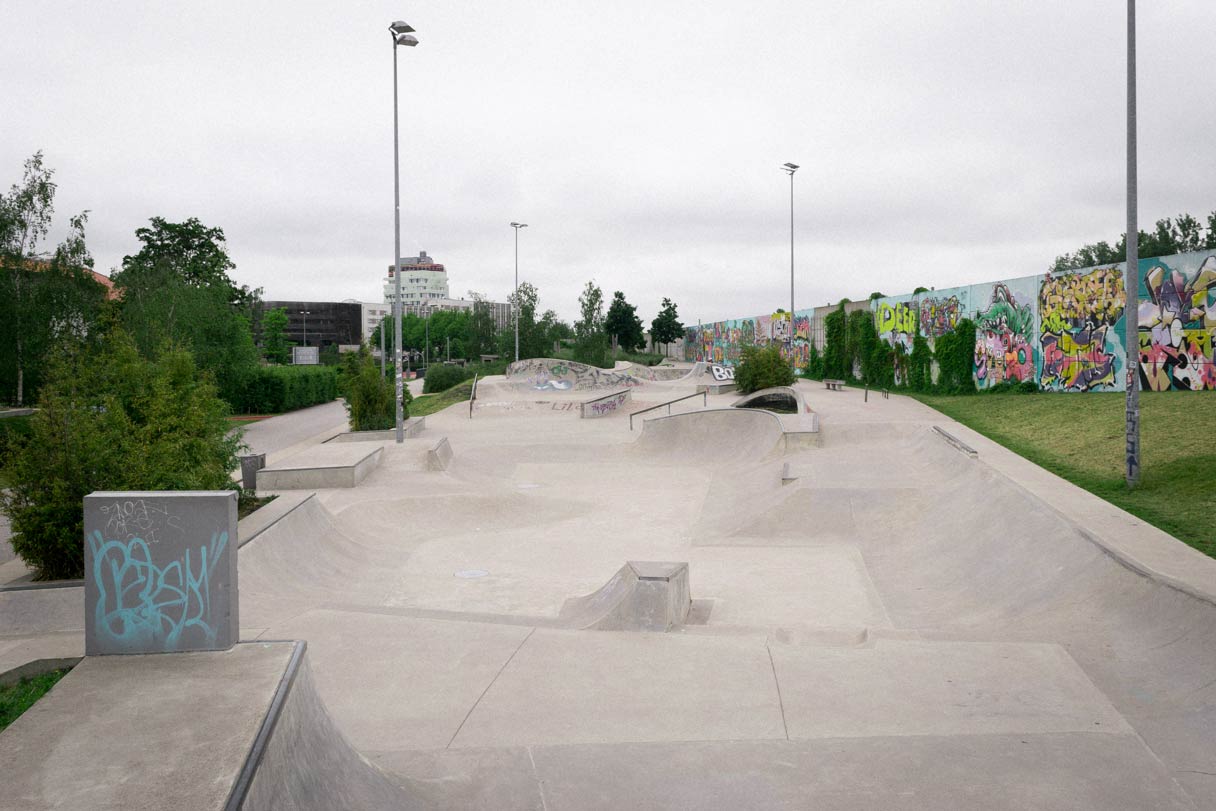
top-left (0, 641), bottom-right (408, 811)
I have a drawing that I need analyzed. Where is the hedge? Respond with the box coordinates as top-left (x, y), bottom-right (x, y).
top-left (231, 365), bottom-right (339, 414)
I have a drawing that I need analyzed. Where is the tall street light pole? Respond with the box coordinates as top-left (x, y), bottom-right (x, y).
top-left (299, 310), bottom-right (311, 347)
top-left (782, 163), bottom-right (799, 370)
top-left (390, 20), bottom-right (418, 443)
top-left (1124, 0), bottom-right (1140, 487)
top-left (510, 222), bottom-right (528, 363)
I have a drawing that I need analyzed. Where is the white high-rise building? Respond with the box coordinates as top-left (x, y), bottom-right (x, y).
top-left (383, 250), bottom-right (449, 306)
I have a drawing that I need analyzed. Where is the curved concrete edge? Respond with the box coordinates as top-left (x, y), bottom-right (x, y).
top-left (326, 417), bottom-right (427, 442)
top-left (238, 492), bottom-right (317, 548)
top-left (635, 408), bottom-right (788, 463)
top-left (938, 418), bottom-right (1216, 610)
top-left (732, 385), bottom-right (814, 415)
top-left (0, 656), bottom-right (80, 688)
top-left (234, 641), bottom-right (407, 811)
top-left (558, 561), bottom-right (692, 631)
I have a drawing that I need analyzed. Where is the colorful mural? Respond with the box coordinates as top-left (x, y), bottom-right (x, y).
top-left (973, 279), bottom-right (1037, 389)
top-left (696, 249), bottom-right (1213, 393)
top-left (1138, 254), bottom-right (1216, 391)
top-left (1037, 266), bottom-right (1126, 391)
top-left (683, 308), bottom-right (815, 371)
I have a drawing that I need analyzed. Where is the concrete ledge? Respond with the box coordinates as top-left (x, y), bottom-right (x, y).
top-left (326, 417), bottom-right (426, 442)
top-left (580, 389), bottom-right (632, 419)
top-left (238, 492), bottom-right (316, 548)
top-left (0, 656), bottom-right (81, 688)
top-left (698, 382), bottom-right (737, 395)
top-left (933, 425), bottom-right (978, 458)
top-left (258, 444), bottom-right (383, 490)
top-left (426, 437), bottom-right (453, 471)
top-left (560, 561), bottom-right (692, 631)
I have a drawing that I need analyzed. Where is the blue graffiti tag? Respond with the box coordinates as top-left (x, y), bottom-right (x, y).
top-left (88, 530), bottom-right (228, 651)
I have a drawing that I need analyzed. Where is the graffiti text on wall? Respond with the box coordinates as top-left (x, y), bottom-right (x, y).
top-left (89, 529), bottom-right (229, 652)
top-left (1038, 267), bottom-right (1126, 391)
top-left (974, 284), bottom-right (1036, 388)
top-left (1138, 256), bottom-right (1216, 391)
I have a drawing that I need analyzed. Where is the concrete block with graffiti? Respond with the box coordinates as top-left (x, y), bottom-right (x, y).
top-left (84, 491), bottom-right (239, 655)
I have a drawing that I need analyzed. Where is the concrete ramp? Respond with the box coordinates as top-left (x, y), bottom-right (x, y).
top-left (0, 641), bottom-right (408, 810)
top-left (634, 408), bottom-right (785, 465)
top-left (559, 561), bottom-right (691, 631)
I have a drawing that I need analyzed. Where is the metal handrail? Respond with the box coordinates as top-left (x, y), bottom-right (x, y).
top-left (583, 388), bottom-right (631, 405)
top-left (629, 390), bottom-right (708, 431)
top-left (468, 374), bottom-right (478, 419)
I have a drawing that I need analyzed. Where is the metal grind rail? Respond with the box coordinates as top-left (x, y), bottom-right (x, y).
top-left (468, 374), bottom-right (478, 419)
top-left (629, 390), bottom-right (708, 431)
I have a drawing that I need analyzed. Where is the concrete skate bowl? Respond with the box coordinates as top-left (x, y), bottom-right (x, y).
top-left (633, 408), bottom-right (785, 466)
top-left (238, 495), bottom-right (401, 624)
top-left (505, 358), bottom-right (649, 392)
top-left (237, 643), bottom-right (408, 810)
top-left (812, 423), bottom-right (1216, 800)
top-left (731, 385), bottom-right (812, 415)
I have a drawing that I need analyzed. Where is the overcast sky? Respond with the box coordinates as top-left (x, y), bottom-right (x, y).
top-left (4, 1), bottom-right (1213, 325)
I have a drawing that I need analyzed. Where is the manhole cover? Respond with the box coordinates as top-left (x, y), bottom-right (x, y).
top-left (454, 569), bottom-right (489, 579)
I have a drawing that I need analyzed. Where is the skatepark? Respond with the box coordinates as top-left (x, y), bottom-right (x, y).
top-left (2, 360), bottom-right (1215, 809)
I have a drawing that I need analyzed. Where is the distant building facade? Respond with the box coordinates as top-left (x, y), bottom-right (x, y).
top-left (260, 301), bottom-right (362, 349)
top-left (383, 250), bottom-right (449, 306)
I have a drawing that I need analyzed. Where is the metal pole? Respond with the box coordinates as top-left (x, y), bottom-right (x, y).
top-left (425, 307), bottom-right (430, 366)
top-left (789, 168), bottom-right (795, 366)
top-left (380, 314), bottom-right (385, 378)
top-left (513, 226), bottom-right (520, 362)
top-left (392, 37), bottom-right (405, 443)
top-left (1124, 0), bottom-right (1140, 486)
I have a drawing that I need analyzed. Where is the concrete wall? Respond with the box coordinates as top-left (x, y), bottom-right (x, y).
top-left (84, 491), bottom-right (238, 655)
top-left (685, 249), bottom-right (1215, 391)
top-left (682, 308), bottom-right (816, 369)
top-left (871, 250), bottom-right (1216, 391)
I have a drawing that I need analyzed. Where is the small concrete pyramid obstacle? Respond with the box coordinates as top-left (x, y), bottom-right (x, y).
top-left (560, 561), bottom-right (691, 631)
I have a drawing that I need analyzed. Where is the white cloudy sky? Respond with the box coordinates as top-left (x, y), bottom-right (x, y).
top-left (3, 1), bottom-right (1213, 325)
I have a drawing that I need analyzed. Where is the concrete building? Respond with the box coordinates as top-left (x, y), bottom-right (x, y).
top-left (261, 301), bottom-right (362, 350)
top-left (383, 251), bottom-right (448, 306)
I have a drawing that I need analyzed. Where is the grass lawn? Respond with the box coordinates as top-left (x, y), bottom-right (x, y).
top-left (0, 669), bottom-right (70, 732)
top-left (913, 391), bottom-right (1215, 559)
top-left (408, 380), bottom-right (475, 417)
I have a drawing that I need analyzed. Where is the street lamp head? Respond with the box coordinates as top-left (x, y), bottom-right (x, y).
top-left (395, 33), bottom-right (419, 47)
top-left (510, 222), bottom-right (528, 229)
top-left (389, 21), bottom-right (415, 34)
top-left (783, 162), bottom-right (800, 174)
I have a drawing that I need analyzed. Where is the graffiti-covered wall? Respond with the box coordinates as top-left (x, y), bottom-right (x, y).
top-left (688, 249), bottom-right (1215, 391)
top-left (683, 308), bottom-right (815, 370)
top-left (866, 250), bottom-right (1216, 392)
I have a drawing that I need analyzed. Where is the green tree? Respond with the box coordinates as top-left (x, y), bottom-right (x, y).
top-left (498, 281), bottom-right (548, 360)
top-left (574, 280), bottom-right (609, 367)
top-left (822, 304), bottom-right (848, 379)
top-left (344, 348), bottom-right (401, 430)
top-left (932, 318), bottom-right (977, 394)
top-left (113, 217), bottom-right (260, 404)
top-left (650, 297), bottom-right (684, 355)
top-left (466, 293), bottom-right (498, 359)
top-left (846, 308), bottom-right (878, 382)
top-left (605, 291), bottom-right (645, 353)
top-left (1049, 210), bottom-right (1216, 272)
top-left (0, 152), bottom-right (107, 405)
top-left (906, 334), bottom-right (932, 392)
top-left (736, 344), bottom-right (794, 394)
top-left (260, 307), bottom-right (293, 364)
top-left (0, 329), bottom-right (240, 579)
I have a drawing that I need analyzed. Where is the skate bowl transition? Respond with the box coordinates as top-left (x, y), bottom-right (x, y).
top-left (4, 386), bottom-right (1216, 809)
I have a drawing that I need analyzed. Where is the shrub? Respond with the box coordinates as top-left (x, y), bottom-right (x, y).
top-left (230, 365), bottom-right (338, 413)
top-left (423, 363), bottom-right (473, 394)
top-left (906, 335), bottom-right (932, 392)
top-left (0, 330), bottom-right (240, 579)
top-left (344, 351), bottom-right (402, 430)
top-left (803, 343), bottom-right (825, 380)
top-left (735, 344), bottom-right (795, 394)
top-left (933, 318), bottom-right (977, 394)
